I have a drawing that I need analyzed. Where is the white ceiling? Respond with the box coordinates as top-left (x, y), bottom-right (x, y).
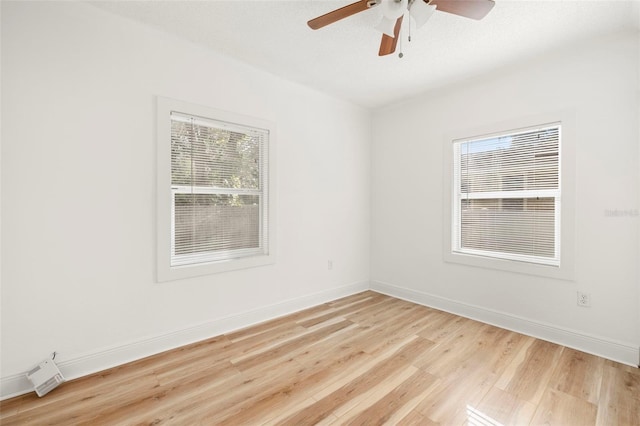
top-left (90, 0), bottom-right (639, 109)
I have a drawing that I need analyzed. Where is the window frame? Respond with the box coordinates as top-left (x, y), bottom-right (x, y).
top-left (157, 97), bottom-right (276, 282)
top-left (443, 112), bottom-right (575, 280)
top-left (451, 123), bottom-right (562, 267)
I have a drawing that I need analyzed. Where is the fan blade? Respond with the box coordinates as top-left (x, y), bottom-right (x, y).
top-left (378, 16), bottom-right (403, 56)
top-left (308, 0), bottom-right (371, 30)
top-left (429, 0), bottom-right (495, 20)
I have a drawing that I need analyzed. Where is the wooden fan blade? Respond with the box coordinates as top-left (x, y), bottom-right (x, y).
top-left (378, 16), bottom-right (403, 57)
top-left (308, 0), bottom-right (371, 30)
top-left (429, 0), bottom-right (495, 20)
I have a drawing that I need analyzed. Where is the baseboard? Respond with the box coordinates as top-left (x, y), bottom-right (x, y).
top-left (0, 280), bottom-right (369, 400)
top-left (370, 280), bottom-right (639, 368)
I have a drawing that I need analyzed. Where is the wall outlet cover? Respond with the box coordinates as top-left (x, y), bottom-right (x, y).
top-left (577, 291), bottom-right (591, 307)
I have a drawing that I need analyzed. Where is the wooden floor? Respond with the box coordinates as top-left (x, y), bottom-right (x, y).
top-left (1, 291), bottom-right (639, 425)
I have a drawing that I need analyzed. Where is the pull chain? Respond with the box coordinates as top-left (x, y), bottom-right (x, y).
top-left (399, 12), bottom-right (411, 58)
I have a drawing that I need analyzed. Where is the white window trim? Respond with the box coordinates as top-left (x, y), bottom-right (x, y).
top-left (156, 97), bottom-right (276, 282)
top-left (452, 123), bottom-right (562, 267)
top-left (443, 111), bottom-right (575, 280)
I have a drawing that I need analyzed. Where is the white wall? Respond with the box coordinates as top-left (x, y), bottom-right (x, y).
top-left (0, 1), bottom-right (371, 397)
top-left (636, 3), bottom-right (640, 360)
top-left (371, 31), bottom-right (640, 365)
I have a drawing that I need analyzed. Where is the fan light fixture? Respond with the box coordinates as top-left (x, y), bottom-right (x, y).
top-left (375, 16), bottom-right (399, 37)
top-left (410, 0), bottom-right (437, 28)
top-left (375, 0), bottom-right (407, 37)
top-left (375, 0), bottom-right (435, 38)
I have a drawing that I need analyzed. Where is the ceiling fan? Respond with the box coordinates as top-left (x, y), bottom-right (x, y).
top-left (308, 0), bottom-right (495, 57)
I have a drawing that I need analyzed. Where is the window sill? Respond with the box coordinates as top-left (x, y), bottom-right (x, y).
top-left (444, 250), bottom-right (573, 281)
top-left (157, 253), bottom-right (276, 282)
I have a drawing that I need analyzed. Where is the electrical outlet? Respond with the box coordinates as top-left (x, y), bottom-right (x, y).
top-left (577, 291), bottom-right (591, 307)
top-left (327, 260), bottom-right (333, 270)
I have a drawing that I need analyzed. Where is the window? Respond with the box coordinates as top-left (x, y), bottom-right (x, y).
top-left (451, 124), bottom-right (561, 266)
top-left (157, 98), bottom-right (275, 281)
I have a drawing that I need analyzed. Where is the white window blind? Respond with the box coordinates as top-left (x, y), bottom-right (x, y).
top-left (170, 111), bottom-right (269, 267)
top-left (452, 124), bottom-right (560, 266)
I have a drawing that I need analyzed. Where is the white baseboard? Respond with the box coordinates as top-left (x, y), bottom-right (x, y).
top-left (370, 280), bottom-right (639, 368)
top-left (0, 281), bottom-right (369, 400)
top-left (5, 279), bottom-right (635, 400)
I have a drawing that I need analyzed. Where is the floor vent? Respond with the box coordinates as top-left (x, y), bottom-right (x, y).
top-left (26, 357), bottom-right (65, 397)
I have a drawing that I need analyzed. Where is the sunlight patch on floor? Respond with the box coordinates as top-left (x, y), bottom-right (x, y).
top-left (466, 405), bottom-right (503, 426)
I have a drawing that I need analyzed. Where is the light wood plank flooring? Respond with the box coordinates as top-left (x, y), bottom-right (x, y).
top-left (1, 291), bottom-right (639, 425)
